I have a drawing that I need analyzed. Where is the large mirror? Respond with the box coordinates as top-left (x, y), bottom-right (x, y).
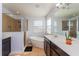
top-left (62, 18), bottom-right (77, 38)
top-left (2, 13), bottom-right (21, 32)
top-left (52, 3), bottom-right (79, 38)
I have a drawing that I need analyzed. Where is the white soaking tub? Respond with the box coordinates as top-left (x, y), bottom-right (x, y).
top-left (29, 36), bottom-right (44, 48)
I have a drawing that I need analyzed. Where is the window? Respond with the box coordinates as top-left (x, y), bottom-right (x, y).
top-left (33, 20), bottom-right (43, 27)
top-left (54, 20), bottom-right (57, 33)
top-left (54, 21), bottom-right (57, 27)
top-left (32, 20), bottom-right (43, 33)
top-left (47, 17), bottom-right (51, 34)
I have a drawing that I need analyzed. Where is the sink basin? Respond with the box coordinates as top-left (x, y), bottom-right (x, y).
top-left (54, 35), bottom-right (58, 38)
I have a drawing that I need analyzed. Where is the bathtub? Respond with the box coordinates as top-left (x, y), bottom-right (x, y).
top-left (29, 36), bottom-right (44, 48)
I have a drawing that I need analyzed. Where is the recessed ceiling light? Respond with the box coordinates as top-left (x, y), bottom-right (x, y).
top-left (35, 4), bottom-right (40, 8)
top-left (56, 3), bottom-right (61, 7)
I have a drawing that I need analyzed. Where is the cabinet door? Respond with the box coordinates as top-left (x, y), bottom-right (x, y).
top-left (50, 42), bottom-right (59, 56)
top-left (44, 39), bottom-right (47, 55)
top-left (46, 40), bottom-right (50, 56)
top-left (2, 37), bottom-right (11, 56)
top-left (44, 37), bottom-right (50, 56)
top-left (50, 48), bottom-right (58, 56)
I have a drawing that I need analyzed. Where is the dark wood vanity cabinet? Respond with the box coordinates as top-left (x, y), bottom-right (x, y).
top-left (2, 37), bottom-right (11, 56)
top-left (44, 37), bottom-right (69, 56)
top-left (50, 41), bottom-right (69, 56)
top-left (44, 38), bottom-right (50, 56)
top-left (50, 42), bottom-right (59, 56)
top-left (50, 48), bottom-right (58, 56)
top-left (44, 38), bottom-right (47, 55)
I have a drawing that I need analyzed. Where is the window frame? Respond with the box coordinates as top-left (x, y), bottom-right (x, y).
top-left (46, 17), bottom-right (52, 34)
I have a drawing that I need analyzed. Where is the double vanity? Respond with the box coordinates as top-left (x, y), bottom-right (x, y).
top-left (44, 34), bottom-right (79, 56)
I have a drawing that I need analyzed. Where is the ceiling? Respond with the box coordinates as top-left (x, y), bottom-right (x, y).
top-left (3, 3), bottom-right (56, 17)
top-left (3, 3), bottom-right (79, 19)
top-left (54, 3), bottom-right (79, 17)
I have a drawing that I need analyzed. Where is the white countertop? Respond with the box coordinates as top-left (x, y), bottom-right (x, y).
top-left (2, 32), bottom-right (12, 39)
top-left (44, 34), bottom-right (79, 56)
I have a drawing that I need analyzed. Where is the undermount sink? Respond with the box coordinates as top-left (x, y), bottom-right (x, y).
top-left (54, 35), bottom-right (58, 38)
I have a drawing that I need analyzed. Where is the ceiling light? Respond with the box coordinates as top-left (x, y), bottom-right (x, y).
top-left (56, 3), bottom-right (59, 6)
top-left (56, 3), bottom-right (70, 9)
top-left (35, 4), bottom-right (40, 8)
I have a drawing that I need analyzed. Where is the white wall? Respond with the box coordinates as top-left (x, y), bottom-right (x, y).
top-left (0, 3), bottom-right (2, 56)
top-left (2, 32), bottom-right (24, 53)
